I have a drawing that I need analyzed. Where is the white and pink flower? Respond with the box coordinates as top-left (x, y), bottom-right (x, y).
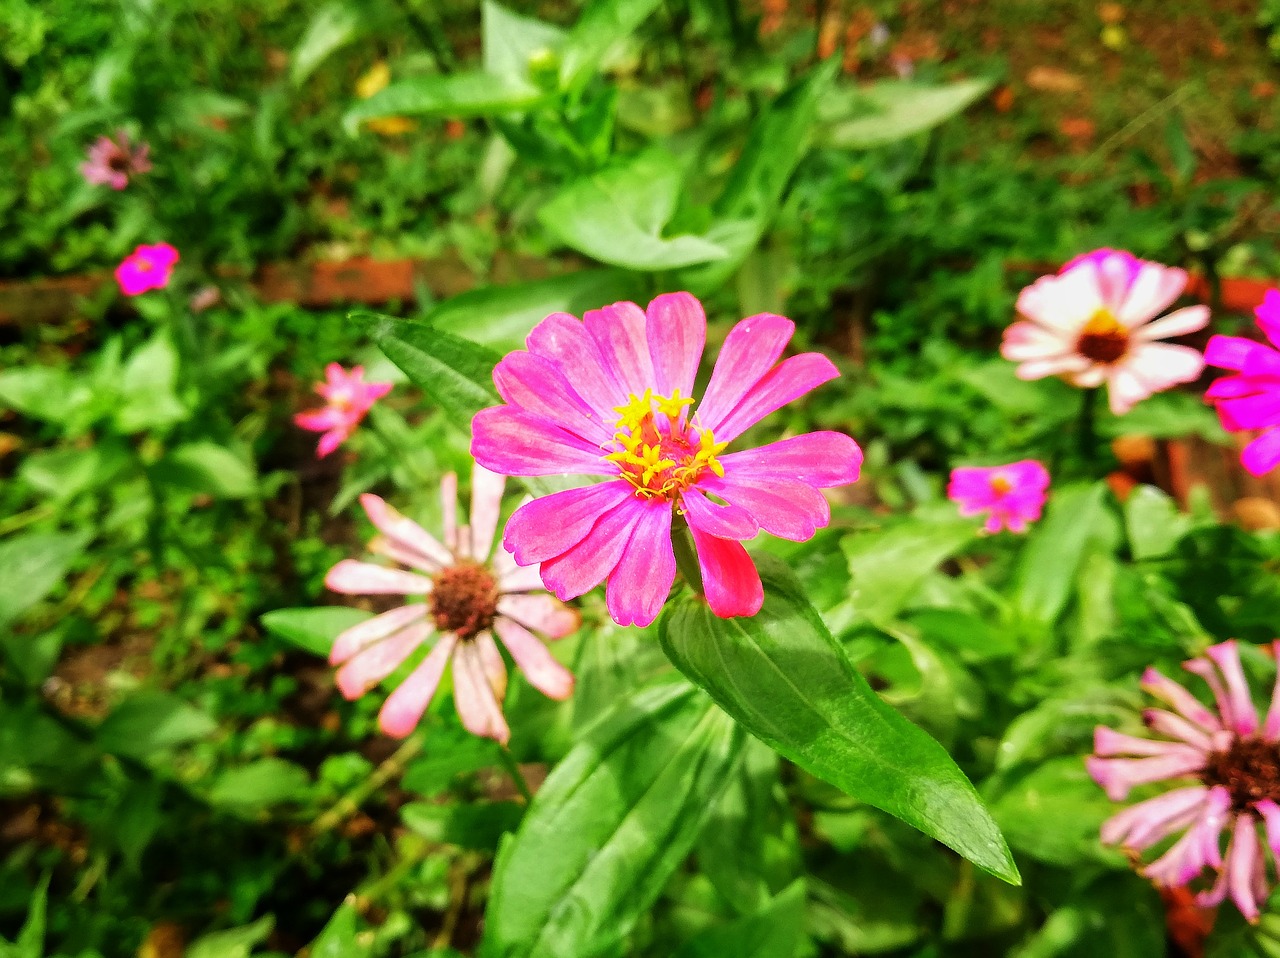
top-left (1002, 248), bottom-right (1209, 415)
top-left (326, 465), bottom-right (578, 742)
top-left (294, 363), bottom-right (392, 458)
top-left (81, 131), bottom-right (151, 190)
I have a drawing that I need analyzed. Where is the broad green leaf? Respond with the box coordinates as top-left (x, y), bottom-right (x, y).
top-left (1013, 483), bottom-right (1116, 626)
top-left (671, 881), bottom-right (806, 958)
top-left (290, 2), bottom-right (361, 86)
top-left (483, 0), bottom-right (565, 83)
top-left (261, 606), bottom-right (373, 658)
top-left (680, 61), bottom-right (836, 290)
top-left (0, 367), bottom-right (80, 423)
top-left (538, 149), bottom-right (730, 270)
top-left (115, 332), bottom-right (187, 433)
top-left (660, 556), bottom-right (1019, 884)
top-left (186, 916), bottom-right (275, 958)
top-left (19, 443), bottom-right (129, 502)
top-left (151, 441), bottom-right (256, 499)
top-left (425, 270), bottom-right (644, 349)
top-left (343, 72), bottom-right (547, 135)
top-left (209, 758), bottom-right (312, 813)
top-left (309, 904), bottom-right (371, 958)
top-left (558, 0), bottom-right (664, 88)
top-left (482, 681), bottom-right (744, 958)
top-left (988, 758), bottom-right (1120, 868)
top-left (0, 530), bottom-right (90, 627)
top-left (96, 691), bottom-right (218, 760)
top-left (401, 800), bottom-right (523, 850)
top-left (994, 688), bottom-right (1134, 771)
top-left (823, 78), bottom-right (995, 149)
top-left (837, 519), bottom-right (975, 628)
top-left (1124, 484), bottom-right (1190, 561)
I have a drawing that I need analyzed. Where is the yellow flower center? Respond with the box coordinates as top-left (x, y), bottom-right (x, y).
top-left (605, 389), bottom-right (727, 500)
top-left (1076, 308), bottom-right (1130, 364)
top-left (989, 473), bottom-right (1013, 495)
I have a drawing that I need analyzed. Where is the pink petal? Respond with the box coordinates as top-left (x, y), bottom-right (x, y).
top-left (605, 499), bottom-right (676, 627)
top-left (497, 594), bottom-right (580, 638)
top-left (316, 428), bottom-right (348, 458)
top-left (646, 292), bottom-right (706, 399)
top-left (1206, 335), bottom-right (1267, 372)
top-left (1207, 641), bottom-right (1260, 736)
top-left (1198, 814), bottom-right (1264, 922)
top-left (494, 547), bottom-right (548, 593)
top-left (468, 463), bottom-right (507, 563)
top-left (704, 353), bottom-right (840, 443)
top-left (1016, 267), bottom-right (1103, 334)
top-left (525, 312), bottom-right (627, 420)
top-left (1142, 667), bottom-right (1222, 732)
top-left (452, 639), bottom-right (510, 744)
top-left (378, 633), bottom-right (458, 738)
top-left (1242, 429), bottom-right (1280, 476)
top-left (1258, 290), bottom-right (1280, 348)
top-left (1000, 321), bottom-right (1072, 362)
top-left (680, 488), bottom-right (759, 540)
top-left (325, 560), bottom-right (434, 596)
top-left (330, 604), bottom-right (428, 665)
top-left (494, 617), bottom-right (574, 700)
top-left (493, 351), bottom-right (612, 444)
top-left (538, 496), bottom-right (645, 601)
top-left (1126, 343), bottom-right (1205, 391)
top-left (1217, 392), bottom-right (1280, 431)
top-left (1101, 786), bottom-right (1209, 851)
top-left (717, 431), bottom-right (863, 488)
top-left (1117, 262), bottom-right (1189, 327)
top-left (701, 474), bottom-right (830, 542)
top-left (690, 524), bottom-right (764, 618)
top-left (583, 301), bottom-right (655, 399)
top-left (1015, 355), bottom-right (1093, 380)
top-left (697, 314), bottom-right (795, 433)
top-left (335, 620), bottom-right (433, 699)
top-left (360, 494), bottom-right (452, 568)
top-left (1145, 786), bottom-right (1231, 887)
top-left (1185, 654), bottom-right (1240, 732)
top-left (1085, 748), bottom-right (1208, 801)
top-left (471, 407), bottom-right (615, 477)
top-left (1094, 725), bottom-right (1198, 757)
top-left (1105, 367), bottom-right (1156, 416)
top-left (1256, 798), bottom-right (1280, 857)
top-left (1142, 708), bottom-right (1214, 750)
top-left (1264, 640), bottom-right (1280, 742)
top-left (1135, 305), bottom-right (1211, 342)
top-left (293, 409), bottom-right (344, 432)
top-left (476, 631), bottom-right (509, 701)
top-left (1205, 374), bottom-right (1261, 403)
top-left (501, 481), bottom-right (635, 566)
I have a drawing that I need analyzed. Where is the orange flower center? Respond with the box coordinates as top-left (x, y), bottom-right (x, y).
top-left (989, 473), bottom-right (1013, 495)
top-left (1076, 308), bottom-right (1130, 364)
top-left (605, 389), bottom-right (727, 500)
top-left (429, 562), bottom-right (499, 639)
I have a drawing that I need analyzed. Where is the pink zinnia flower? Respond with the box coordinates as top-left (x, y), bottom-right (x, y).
top-left (1205, 289), bottom-right (1280, 476)
top-left (1088, 640), bottom-right (1280, 923)
top-left (947, 460), bottom-right (1049, 533)
top-left (114, 243), bottom-right (179, 296)
top-left (470, 292), bottom-right (863, 627)
top-left (81, 130), bottom-right (151, 190)
top-left (1002, 248), bottom-right (1209, 415)
top-left (326, 466), bottom-right (578, 741)
top-left (293, 363), bottom-right (393, 458)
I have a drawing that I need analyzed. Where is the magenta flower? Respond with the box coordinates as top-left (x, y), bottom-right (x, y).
top-left (1205, 289), bottom-right (1280, 476)
top-left (293, 363), bottom-right (393, 458)
top-left (470, 293), bottom-right (863, 628)
top-left (947, 460), bottom-right (1049, 533)
top-left (81, 130), bottom-right (151, 190)
top-left (1088, 640), bottom-right (1280, 923)
top-left (115, 243), bottom-right (179, 296)
top-left (1002, 248), bottom-right (1209, 415)
top-left (326, 465), bottom-right (578, 741)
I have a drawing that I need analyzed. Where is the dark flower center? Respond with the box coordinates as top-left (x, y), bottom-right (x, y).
top-left (1076, 308), bottom-right (1130, 364)
top-left (106, 151), bottom-right (130, 173)
top-left (1203, 737), bottom-right (1280, 811)
top-left (429, 562), bottom-right (499, 639)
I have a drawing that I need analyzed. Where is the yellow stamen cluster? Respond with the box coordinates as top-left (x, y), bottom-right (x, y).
top-left (605, 389), bottom-right (727, 499)
top-left (989, 473), bottom-right (1013, 495)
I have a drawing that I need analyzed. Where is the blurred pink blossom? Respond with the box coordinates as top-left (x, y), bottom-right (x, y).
top-left (81, 131), bottom-right (151, 190)
top-left (947, 460), bottom-right (1049, 533)
top-left (1205, 289), bottom-right (1280, 475)
top-left (1002, 248), bottom-right (1209, 415)
top-left (115, 243), bottom-right (179, 296)
top-left (326, 466), bottom-right (578, 741)
top-left (293, 363), bottom-right (392, 458)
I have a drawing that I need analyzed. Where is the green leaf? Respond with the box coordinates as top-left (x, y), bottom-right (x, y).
top-left (152, 441), bottom-right (257, 499)
top-left (3, 872), bottom-right (48, 957)
top-left (114, 332), bottom-right (187, 433)
top-left (424, 270), bottom-right (643, 349)
top-left (209, 759), bottom-right (312, 813)
top-left (672, 881), bottom-right (806, 958)
top-left (290, 2), bottom-right (361, 86)
top-left (558, 0), bottom-right (664, 88)
top-left (261, 607), bottom-right (373, 658)
top-left (988, 758), bottom-right (1120, 868)
top-left (401, 800), bottom-right (524, 851)
top-left (1013, 483), bottom-right (1116, 626)
top-left (0, 367), bottom-right (80, 423)
top-left (995, 688), bottom-right (1134, 771)
top-left (96, 691), bottom-right (218, 760)
top-left (823, 78), bottom-right (995, 149)
top-left (186, 916), bottom-right (275, 958)
top-left (343, 71), bottom-right (546, 135)
top-left (837, 519), bottom-right (975, 628)
top-left (483, 0), bottom-right (565, 83)
top-left (1124, 484), bottom-right (1191, 561)
top-left (19, 443), bottom-right (129, 502)
top-left (538, 149), bottom-right (730, 270)
top-left (0, 530), bottom-right (90, 628)
top-left (308, 904), bottom-right (370, 958)
top-left (659, 555), bottom-right (1019, 884)
top-left (1010, 874), bottom-right (1164, 958)
top-left (482, 681), bottom-right (744, 958)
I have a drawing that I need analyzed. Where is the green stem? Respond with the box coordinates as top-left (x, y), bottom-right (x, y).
top-left (671, 522), bottom-right (704, 596)
top-left (0, 504), bottom-right (55, 537)
top-left (1077, 386), bottom-right (1100, 465)
top-left (309, 735), bottom-right (424, 838)
top-left (497, 745), bottom-right (533, 805)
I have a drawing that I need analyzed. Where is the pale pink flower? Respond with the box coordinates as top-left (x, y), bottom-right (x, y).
top-left (1002, 248), bottom-right (1210, 415)
top-left (947, 460), bottom-right (1049, 533)
top-left (326, 465), bottom-right (578, 742)
top-left (471, 292), bottom-right (863, 627)
top-left (1205, 289), bottom-right (1280, 476)
top-left (115, 243), bottom-right (179, 296)
top-left (81, 130), bottom-right (151, 190)
top-left (1088, 640), bottom-right (1280, 923)
top-left (293, 363), bottom-right (393, 458)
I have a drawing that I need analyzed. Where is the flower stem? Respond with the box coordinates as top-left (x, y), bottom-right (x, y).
top-left (1077, 386), bottom-right (1100, 464)
top-left (309, 734), bottom-right (424, 839)
top-left (498, 745), bottom-right (534, 805)
top-left (671, 523), bottom-right (704, 596)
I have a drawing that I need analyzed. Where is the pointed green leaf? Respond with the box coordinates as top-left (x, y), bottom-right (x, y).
top-left (659, 555), bottom-right (1020, 884)
top-left (0, 530), bottom-right (91, 628)
top-left (343, 72), bottom-right (548, 135)
top-left (558, 0), bottom-right (664, 88)
top-left (261, 607), bottom-right (373, 658)
top-left (672, 880), bottom-right (807, 958)
top-left (822, 78), bottom-right (994, 149)
top-left (1013, 483), bottom-right (1117, 626)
